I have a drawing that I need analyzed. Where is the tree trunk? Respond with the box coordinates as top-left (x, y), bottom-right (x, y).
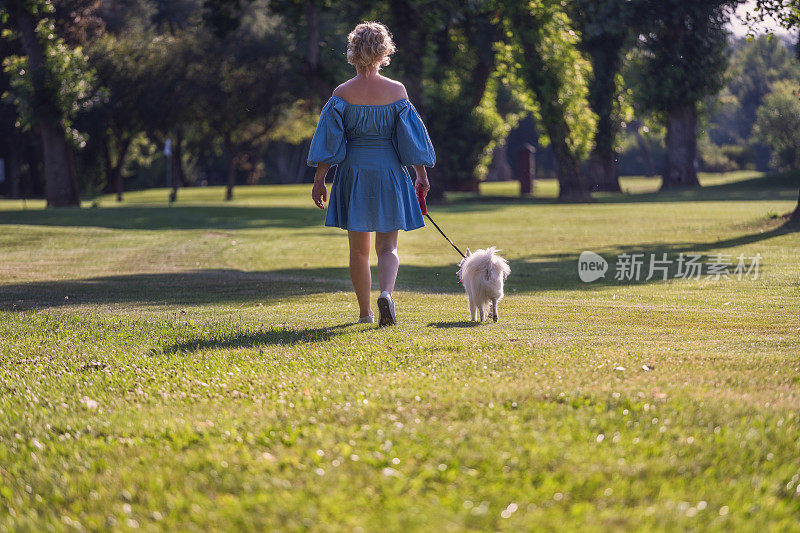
top-left (26, 149), bottom-right (42, 197)
top-left (224, 135), bottom-right (236, 201)
top-left (587, 148), bottom-right (620, 192)
top-left (168, 130), bottom-right (186, 203)
top-left (8, 5), bottom-right (80, 207)
top-left (790, 185), bottom-right (800, 224)
top-left (174, 128), bottom-right (188, 186)
top-left (535, 101), bottom-right (591, 202)
top-left (663, 103), bottom-right (700, 189)
top-left (169, 148), bottom-right (180, 204)
top-left (112, 137), bottom-right (131, 202)
top-left (587, 46), bottom-right (622, 192)
top-left (40, 122), bottom-right (80, 207)
top-left (305, 0), bottom-right (319, 71)
top-left (630, 120), bottom-right (656, 178)
top-left (509, 6), bottom-right (592, 203)
top-left (796, 27), bottom-right (800, 63)
top-left (8, 151), bottom-right (21, 199)
top-left (272, 139), bottom-right (313, 184)
top-left (389, 0), bottom-right (426, 110)
top-left (548, 126), bottom-right (592, 202)
top-left (464, 15), bottom-right (498, 109)
top-left (103, 137), bottom-right (113, 193)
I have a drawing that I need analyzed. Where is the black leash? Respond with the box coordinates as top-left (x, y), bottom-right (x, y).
top-left (425, 213), bottom-right (466, 259)
top-left (416, 187), bottom-right (466, 259)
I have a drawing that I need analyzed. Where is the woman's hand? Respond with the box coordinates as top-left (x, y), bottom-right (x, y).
top-left (414, 170), bottom-right (430, 198)
top-left (312, 180), bottom-right (328, 209)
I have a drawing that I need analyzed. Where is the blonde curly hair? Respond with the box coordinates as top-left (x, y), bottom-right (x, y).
top-left (347, 21), bottom-right (396, 69)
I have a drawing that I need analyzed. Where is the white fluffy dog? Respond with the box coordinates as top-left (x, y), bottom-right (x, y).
top-left (457, 247), bottom-right (511, 322)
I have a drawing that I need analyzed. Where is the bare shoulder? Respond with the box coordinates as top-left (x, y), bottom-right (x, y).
top-left (381, 77), bottom-right (409, 100)
top-left (332, 76), bottom-right (407, 105)
top-left (332, 79), bottom-right (357, 98)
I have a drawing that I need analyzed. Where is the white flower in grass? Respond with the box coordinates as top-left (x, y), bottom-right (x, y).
top-left (80, 397), bottom-right (99, 410)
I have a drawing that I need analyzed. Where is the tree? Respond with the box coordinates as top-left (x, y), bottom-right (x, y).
top-left (746, 0), bottom-right (800, 37)
top-left (504, 0), bottom-right (595, 202)
top-left (569, 0), bottom-right (641, 192)
top-left (631, 0), bottom-right (734, 190)
top-left (383, 0), bottom-right (428, 112)
top-left (190, 17), bottom-right (294, 200)
top-left (86, 34), bottom-right (154, 201)
top-left (271, 0), bottom-right (359, 95)
top-left (404, 1), bottom-right (505, 193)
top-left (143, 0), bottom-right (209, 202)
top-left (0, 26), bottom-right (24, 198)
top-left (128, 31), bottom-right (201, 201)
top-left (753, 80), bottom-right (800, 170)
top-left (272, 1), bottom-right (513, 196)
top-left (713, 36), bottom-right (800, 146)
top-left (1, 0), bottom-right (95, 207)
top-left (746, 0), bottom-right (800, 222)
top-left (325, 0), bottom-right (500, 195)
top-left (202, 0), bottom-right (254, 38)
top-left (53, 0), bottom-right (104, 45)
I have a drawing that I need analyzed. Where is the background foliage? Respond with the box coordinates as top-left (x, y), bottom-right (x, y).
top-left (0, 0), bottom-right (799, 203)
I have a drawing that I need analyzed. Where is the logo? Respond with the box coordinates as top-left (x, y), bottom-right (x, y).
top-left (578, 251), bottom-right (608, 282)
top-left (577, 251), bottom-right (761, 283)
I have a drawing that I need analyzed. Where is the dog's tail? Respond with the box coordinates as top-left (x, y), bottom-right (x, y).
top-left (483, 247), bottom-right (511, 281)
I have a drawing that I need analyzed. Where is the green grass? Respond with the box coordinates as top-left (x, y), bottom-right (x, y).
top-left (1, 172), bottom-right (799, 531)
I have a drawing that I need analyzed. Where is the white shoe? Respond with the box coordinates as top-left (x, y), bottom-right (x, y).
top-left (356, 315), bottom-right (375, 324)
top-left (377, 291), bottom-right (396, 327)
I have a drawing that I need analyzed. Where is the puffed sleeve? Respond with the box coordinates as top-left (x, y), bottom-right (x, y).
top-left (392, 101), bottom-right (436, 167)
top-left (307, 98), bottom-right (347, 167)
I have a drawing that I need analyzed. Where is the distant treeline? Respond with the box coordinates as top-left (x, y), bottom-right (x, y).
top-left (1, 0), bottom-right (799, 207)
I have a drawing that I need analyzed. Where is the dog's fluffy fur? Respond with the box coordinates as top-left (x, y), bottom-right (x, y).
top-left (457, 247), bottom-right (511, 322)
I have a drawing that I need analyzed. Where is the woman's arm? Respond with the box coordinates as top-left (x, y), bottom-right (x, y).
top-left (412, 164), bottom-right (430, 197)
top-left (312, 164), bottom-right (331, 209)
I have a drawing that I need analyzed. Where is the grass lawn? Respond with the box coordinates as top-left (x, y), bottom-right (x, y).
top-left (1, 171), bottom-right (799, 531)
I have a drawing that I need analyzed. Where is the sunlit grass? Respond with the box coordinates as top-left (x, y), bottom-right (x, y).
top-left (1, 172), bottom-right (799, 530)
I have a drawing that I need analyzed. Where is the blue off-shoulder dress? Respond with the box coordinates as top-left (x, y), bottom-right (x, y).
top-left (307, 95), bottom-right (436, 233)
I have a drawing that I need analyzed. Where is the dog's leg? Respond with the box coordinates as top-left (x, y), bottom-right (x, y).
top-left (491, 298), bottom-right (499, 322)
top-left (479, 305), bottom-right (485, 322)
top-left (468, 294), bottom-right (477, 322)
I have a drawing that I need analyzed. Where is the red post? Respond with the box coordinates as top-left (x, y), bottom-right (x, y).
top-left (517, 143), bottom-right (535, 196)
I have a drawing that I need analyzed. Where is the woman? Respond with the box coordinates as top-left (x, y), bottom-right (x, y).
top-left (308, 21), bottom-right (435, 327)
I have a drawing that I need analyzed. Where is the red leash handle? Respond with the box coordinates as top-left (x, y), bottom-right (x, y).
top-left (416, 183), bottom-right (428, 215)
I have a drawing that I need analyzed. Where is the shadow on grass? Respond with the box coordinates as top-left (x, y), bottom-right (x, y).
top-left (0, 217), bottom-right (796, 312)
top-left (163, 324), bottom-right (355, 353)
top-left (0, 264), bottom-right (466, 312)
top-left (600, 172), bottom-right (799, 205)
top-left (427, 321), bottom-right (481, 328)
top-left (513, 220), bottom-right (796, 290)
top-left (0, 269), bottom-right (341, 311)
top-left (0, 205), bottom-right (323, 230)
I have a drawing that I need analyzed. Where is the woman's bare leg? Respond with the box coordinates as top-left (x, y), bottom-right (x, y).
top-left (375, 231), bottom-right (399, 295)
top-left (348, 231), bottom-right (372, 318)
